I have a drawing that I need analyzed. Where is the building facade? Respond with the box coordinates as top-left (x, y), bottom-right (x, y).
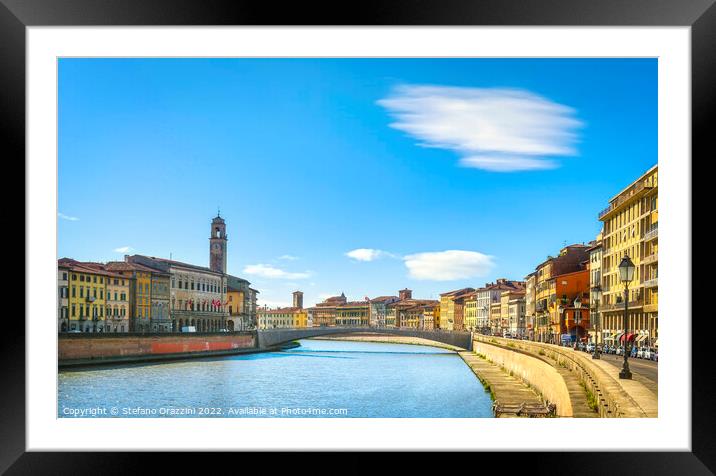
top-left (128, 255), bottom-right (228, 333)
top-left (258, 306), bottom-right (308, 329)
top-left (307, 293), bottom-right (347, 327)
top-left (475, 279), bottom-right (525, 335)
top-left (336, 301), bottom-right (371, 326)
top-left (587, 235), bottom-right (604, 345)
top-left (533, 245), bottom-right (590, 343)
top-left (369, 295), bottom-right (400, 327)
top-left (60, 258), bottom-right (108, 333)
top-left (524, 273), bottom-right (536, 340)
top-left (104, 273), bottom-right (131, 333)
top-left (226, 275), bottom-right (257, 331)
top-left (58, 263), bottom-right (70, 332)
top-left (439, 288), bottom-right (474, 331)
top-left (599, 164), bottom-right (658, 348)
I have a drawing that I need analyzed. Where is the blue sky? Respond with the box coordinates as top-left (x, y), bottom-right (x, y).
top-left (58, 58), bottom-right (657, 307)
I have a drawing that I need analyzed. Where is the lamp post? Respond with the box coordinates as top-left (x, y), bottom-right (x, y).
top-left (618, 256), bottom-right (635, 379)
top-left (592, 285), bottom-right (602, 359)
top-left (573, 295), bottom-right (582, 350)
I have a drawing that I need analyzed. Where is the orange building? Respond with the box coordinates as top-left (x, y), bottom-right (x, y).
top-left (552, 268), bottom-right (591, 343)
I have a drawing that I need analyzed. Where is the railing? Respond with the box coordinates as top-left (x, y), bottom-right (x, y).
top-left (643, 224), bottom-right (658, 241)
top-left (642, 253), bottom-right (658, 265)
top-left (601, 300), bottom-right (643, 312)
top-left (643, 278), bottom-right (658, 288)
top-left (598, 181), bottom-right (652, 219)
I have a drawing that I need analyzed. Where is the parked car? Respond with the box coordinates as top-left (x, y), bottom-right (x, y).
top-left (630, 346), bottom-right (638, 358)
top-left (652, 349), bottom-right (658, 361)
top-left (586, 343), bottom-right (595, 353)
top-left (616, 346), bottom-right (623, 355)
top-left (642, 348), bottom-right (651, 360)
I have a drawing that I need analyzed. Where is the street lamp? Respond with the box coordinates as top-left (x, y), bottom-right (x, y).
top-left (573, 295), bottom-right (582, 350)
top-left (592, 285), bottom-right (602, 359)
top-left (618, 255), bottom-right (635, 379)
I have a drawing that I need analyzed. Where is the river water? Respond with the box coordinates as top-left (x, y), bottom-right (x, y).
top-left (58, 339), bottom-right (493, 418)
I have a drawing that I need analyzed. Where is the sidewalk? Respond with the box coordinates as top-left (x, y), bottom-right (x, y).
top-left (458, 351), bottom-right (544, 418)
top-left (591, 358), bottom-right (658, 417)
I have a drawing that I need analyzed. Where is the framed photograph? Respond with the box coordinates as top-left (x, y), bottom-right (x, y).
top-left (4, 0), bottom-right (712, 472)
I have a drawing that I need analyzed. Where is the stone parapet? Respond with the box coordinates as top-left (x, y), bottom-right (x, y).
top-left (474, 335), bottom-right (650, 418)
top-left (472, 339), bottom-right (573, 417)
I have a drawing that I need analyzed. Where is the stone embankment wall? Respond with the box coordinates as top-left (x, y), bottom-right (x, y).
top-left (59, 332), bottom-right (256, 366)
top-left (472, 339), bottom-right (573, 417)
top-left (474, 335), bottom-right (648, 418)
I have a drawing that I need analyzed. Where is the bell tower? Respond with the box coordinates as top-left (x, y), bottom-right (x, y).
top-left (209, 212), bottom-right (227, 274)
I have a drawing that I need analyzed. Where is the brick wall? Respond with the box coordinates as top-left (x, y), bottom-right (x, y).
top-left (59, 333), bottom-right (256, 362)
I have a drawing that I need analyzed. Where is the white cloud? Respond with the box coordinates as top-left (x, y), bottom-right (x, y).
top-left (403, 250), bottom-right (495, 281)
top-left (243, 264), bottom-right (311, 280)
top-left (113, 246), bottom-right (133, 253)
top-left (278, 254), bottom-right (299, 261)
top-left (378, 85), bottom-right (582, 172)
top-left (58, 212), bottom-right (79, 221)
top-left (345, 248), bottom-right (397, 262)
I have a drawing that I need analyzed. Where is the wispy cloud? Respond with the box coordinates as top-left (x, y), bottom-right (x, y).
top-left (113, 246), bottom-right (133, 253)
top-left (403, 250), bottom-right (495, 281)
top-left (345, 248), bottom-right (397, 262)
top-left (58, 212), bottom-right (80, 221)
top-left (378, 85), bottom-right (583, 172)
top-left (278, 254), bottom-right (299, 261)
top-left (243, 264), bottom-right (311, 280)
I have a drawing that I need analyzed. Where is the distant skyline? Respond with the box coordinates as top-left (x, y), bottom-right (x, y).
top-left (58, 58), bottom-right (657, 307)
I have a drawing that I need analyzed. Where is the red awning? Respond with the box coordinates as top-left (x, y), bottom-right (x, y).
top-left (620, 333), bottom-right (636, 342)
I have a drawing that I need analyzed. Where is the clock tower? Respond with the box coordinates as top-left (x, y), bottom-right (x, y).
top-left (209, 213), bottom-right (227, 274)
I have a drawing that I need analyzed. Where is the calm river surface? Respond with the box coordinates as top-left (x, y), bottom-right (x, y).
top-left (58, 339), bottom-right (493, 418)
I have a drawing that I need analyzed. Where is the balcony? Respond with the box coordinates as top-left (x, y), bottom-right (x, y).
top-left (643, 278), bottom-right (658, 288)
top-left (643, 224), bottom-right (658, 242)
top-left (643, 303), bottom-right (658, 313)
top-left (601, 299), bottom-right (643, 312)
top-left (598, 181), bottom-right (653, 220)
top-left (642, 253), bottom-right (658, 265)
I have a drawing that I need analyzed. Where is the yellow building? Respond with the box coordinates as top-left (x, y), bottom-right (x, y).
top-left (336, 301), bottom-right (370, 326)
top-left (104, 273), bottom-right (131, 333)
top-left (463, 293), bottom-right (478, 331)
top-left (439, 288), bottom-right (474, 331)
top-left (433, 304), bottom-right (441, 330)
top-left (59, 258), bottom-right (109, 333)
top-left (599, 164), bottom-right (658, 348)
top-left (490, 302), bottom-right (502, 334)
top-left (257, 307), bottom-right (308, 329)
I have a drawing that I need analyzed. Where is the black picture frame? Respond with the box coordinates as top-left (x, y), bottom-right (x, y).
top-left (3, 0), bottom-right (713, 473)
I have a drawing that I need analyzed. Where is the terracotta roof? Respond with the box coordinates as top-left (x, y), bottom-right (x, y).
top-left (258, 307), bottom-right (302, 314)
top-left (338, 301), bottom-right (370, 307)
top-left (58, 259), bottom-right (128, 279)
top-left (370, 295), bottom-right (398, 303)
top-left (105, 261), bottom-right (168, 275)
top-left (440, 287), bottom-right (475, 297)
top-left (130, 255), bottom-right (221, 275)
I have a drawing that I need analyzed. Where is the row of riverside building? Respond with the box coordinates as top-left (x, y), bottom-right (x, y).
top-left (257, 164), bottom-right (658, 350)
top-left (57, 214), bottom-right (259, 333)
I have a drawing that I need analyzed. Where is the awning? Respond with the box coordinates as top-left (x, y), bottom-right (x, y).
top-left (654, 339), bottom-right (659, 347)
top-left (636, 334), bottom-right (648, 343)
top-left (619, 333), bottom-right (636, 343)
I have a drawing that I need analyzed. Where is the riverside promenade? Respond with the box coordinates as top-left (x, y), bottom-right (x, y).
top-left (471, 335), bottom-right (658, 418)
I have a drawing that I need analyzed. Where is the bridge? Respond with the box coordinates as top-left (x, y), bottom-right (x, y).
top-left (256, 327), bottom-right (473, 351)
